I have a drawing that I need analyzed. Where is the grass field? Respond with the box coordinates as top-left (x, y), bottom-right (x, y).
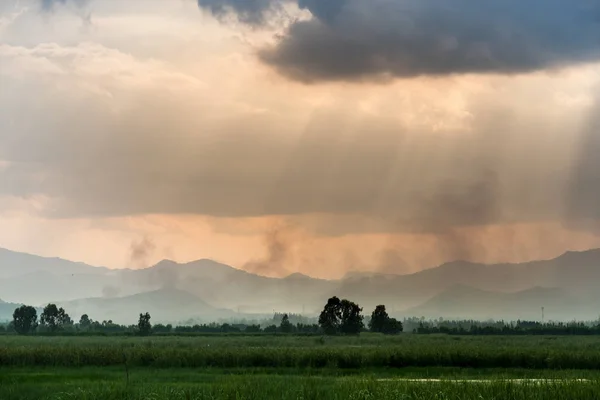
top-left (2, 334), bottom-right (600, 399)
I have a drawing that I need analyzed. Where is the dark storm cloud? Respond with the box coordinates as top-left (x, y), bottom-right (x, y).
top-left (196, 0), bottom-right (283, 25)
top-left (296, 0), bottom-right (347, 23)
top-left (199, 0), bottom-right (600, 82)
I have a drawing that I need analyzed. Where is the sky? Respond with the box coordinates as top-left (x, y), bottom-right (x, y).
top-left (1, 0), bottom-right (600, 279)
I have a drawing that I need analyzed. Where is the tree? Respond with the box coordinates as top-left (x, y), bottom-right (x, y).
top-left (40, 304), bottom-right (71, 332)
top-left (58, 307), bottom-right (73, 327)
top-left (318, 296), bottom-right (342, 335)
top-left (383, 318), bottom-right (403, 335)
top-left (319, 297), bottom-right (364, 335)
top-left (369, 305), bottom-right (390, 333)
top-left (152, 323), bottom-right (172, 334)
top-left (137, 312), bottom-right (152, 336)
top-left (12, 305), bottom-right (38, 335)
top-left (79, 314), bottom-right (92, 330)
top-left (244, 324), bottom-right (262, 333)
top-left (339, 299), bottom-right (364, 335)
top-left (40, 304), bottom-right (59, 331)
top-left (368, 305), bottom-right (403, 334)
top-left (279, 313), bottom-right (292, 333)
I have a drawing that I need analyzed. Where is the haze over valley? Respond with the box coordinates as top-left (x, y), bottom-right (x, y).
top-left (3, 247), bottom-right (600, 324)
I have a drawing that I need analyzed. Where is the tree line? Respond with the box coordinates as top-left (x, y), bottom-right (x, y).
top-left (8, 300), bottom-right (600, 336)
top-left (413, 319), bottom-right (600, 335)
top-left (4, 297), bottom-right (403, 336)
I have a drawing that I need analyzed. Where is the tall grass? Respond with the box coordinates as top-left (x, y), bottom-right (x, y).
top-left (3, 336), bottom-right (600, 399)
top-left (2, 335), bottom-right (600, 370)
top-left (0, 373), bottom-right (598, 400)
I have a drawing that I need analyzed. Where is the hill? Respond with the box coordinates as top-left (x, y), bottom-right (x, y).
top-left (117, 259), bottom-right (337, 314)
top-left (57, 288), bottom-right (236, 325)
top-left (337, 249), bottom-right (600, 312)
top-left (0, 300), bottom-right (43, 323)
top-left (2, 247), bottom-right (600, 320)
top-left (0, 248), bottom-right (120, 305)
top-left (0, 248), bottom-right (108, 279)
top-left (0, 254), bottom-right (336, 312)
top-left (406, 285), bottom-right (586, 320)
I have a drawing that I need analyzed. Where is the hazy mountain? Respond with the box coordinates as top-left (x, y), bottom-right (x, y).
top-left (406, 285), bottom-right (588, 321)
top-left (0, 300), bottom-right (43, 323)
top-left (120, 259), bottom-right (337, 314)
top-left (0, 248), bottom-right (108, 279)
top-left (2, 247), bottom-right (600, 321)
top-left (337, 249), bottom-right (600, 312)
top-left (1, 271), bottom-right (119, 306)
top-left (405, 249), bottom-right (600, 295)
top-left (0, 299), bottom-right (15, 322)
top-left (0, 248), bottom-right (122, 305)
top-left (0, 252), bottom-right (336, 311)
top-left (57, 288), bottom-right (236, 325)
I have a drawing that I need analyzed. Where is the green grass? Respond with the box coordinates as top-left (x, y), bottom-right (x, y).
top-left (1, 368), bottom-right (600, 400)
top-left (3, 334), bottom-right (600, 369)
top-left (2, 335), bottom-right (600, 399)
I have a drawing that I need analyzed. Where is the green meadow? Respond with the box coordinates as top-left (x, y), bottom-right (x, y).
top-left (2, 334), bottom-right (600, 399)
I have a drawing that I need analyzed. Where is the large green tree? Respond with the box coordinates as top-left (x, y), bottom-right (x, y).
top-left (40, 304), bottom-right (72, 332)
top-left (368, 305), bottom-right (403, 334)
top-left (12, 305), bottom-right (38, 335)
top-left (279, 313), bottom-right (292, 333)
top-left (79, 314), bottom-right (92, 330)
top-left (137, 312), bottom-right (152, 336)
top-left (318, 296), bottom-right (342, 335)
top-left (339, 299), bottom-right (364, 335)
top-left (383, 317), bottom-right (403, 335)
top-left (369, 305), bottom-right (390, 333)
top-left (318, 297), bottom-right (364, 335)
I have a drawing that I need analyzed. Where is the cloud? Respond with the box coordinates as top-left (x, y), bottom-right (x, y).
top-left (196, 0), bottom-right (284, 25)
top-left (296, 0), bottom-right (347, 23)
top-left (199, 0), bottom-right (600, 82)
top-left (1, 21), bottom-right (599, 251)
top-left (2, 1), bottom-right (600, 274)
top-left (0, 40), bottom-right (596, 237)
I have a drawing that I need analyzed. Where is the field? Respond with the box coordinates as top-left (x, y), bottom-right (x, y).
top-left (2, 334), bottom-right (600, 399)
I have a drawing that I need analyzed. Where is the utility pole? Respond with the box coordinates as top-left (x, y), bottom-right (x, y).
top-left (541, 307), bottom-right (544, 323)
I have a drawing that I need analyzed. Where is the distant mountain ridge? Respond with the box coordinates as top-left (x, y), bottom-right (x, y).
top-left (0, 300), bottom-right (43, 322)
top-left (57, 288), bottom-right (236, 325)
top-left (406, 284), bottom-right (582, 321)
top-left (0, 248), bottom-right (109, 279)
top-left (2, 247), bottom-right (600, 322)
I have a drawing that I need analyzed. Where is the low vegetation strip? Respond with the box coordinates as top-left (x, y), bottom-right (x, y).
top-left (375, 378), bottom-right (591, 384)
top-left (3, 335), bottom-right (600, 370)
top-left (0, 370), bottom-right (599, 400)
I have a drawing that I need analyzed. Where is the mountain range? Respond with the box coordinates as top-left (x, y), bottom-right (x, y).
top-left (2, 247), bottom-right (600, 323)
